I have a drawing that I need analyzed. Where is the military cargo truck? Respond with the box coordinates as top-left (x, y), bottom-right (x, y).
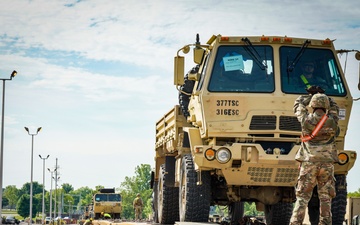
top-left (151, 34), bottom-right (359, 225)
top-left (91, 188), bottom-right (122, 219)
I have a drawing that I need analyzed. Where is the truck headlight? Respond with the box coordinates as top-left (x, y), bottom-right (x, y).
top-left (216, 147), bottom-right (231, 164)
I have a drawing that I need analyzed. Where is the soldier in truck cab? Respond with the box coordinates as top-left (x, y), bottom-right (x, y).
top-left (298, 61), bottom-right (328, 90)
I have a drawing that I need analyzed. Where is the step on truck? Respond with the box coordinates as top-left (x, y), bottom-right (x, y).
top-left (151, 34), bottom-right (359, 225)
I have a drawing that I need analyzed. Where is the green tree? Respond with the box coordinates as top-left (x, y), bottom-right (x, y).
top-left (348, 188), bottom-right (360, 197)
top-left (2, 196), bottom-right (9, 208)
top-left (62, 183), bottom-right (74, 194)
top-left (95, 185), bottom-right (104, 192)
top-left (17, 194), bottom-right (40, 218)
top-left (3, 185), bottom-right (19, 210)
top-left (19, 182), bottom-right (43, 196)
top-left (71, 186), bottom-right (94, 208)
top-left (119, 164), bottom-right (152, 220)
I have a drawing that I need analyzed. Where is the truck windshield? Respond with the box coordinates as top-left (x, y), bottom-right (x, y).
top-left (208, 45), bottom-right (274, 92)
top-left (280, 46), bottom-right (346, 96)
top-left (95, 194), bottom-right (121, 202)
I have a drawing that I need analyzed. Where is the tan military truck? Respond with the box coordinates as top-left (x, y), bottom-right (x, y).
top-left (151, 34), bottom-right (359, 225)
top-left (91, 188), bottom-right (122, 219)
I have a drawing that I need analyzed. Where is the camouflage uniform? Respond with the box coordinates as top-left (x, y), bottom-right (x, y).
top-left (290, 93), bottom-right (339, 225)
top-left (133, 193), bottom-right (143, 221)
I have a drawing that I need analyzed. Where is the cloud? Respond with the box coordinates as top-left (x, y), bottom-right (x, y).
top-left (1, 0), bottom-right (360, 192)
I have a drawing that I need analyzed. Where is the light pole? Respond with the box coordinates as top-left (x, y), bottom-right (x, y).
top-left (48, 168), bottom-right (57, 221)
top-left (25, 126), bottom-right (42, 225)
top-left (39, 154), bottom-right (49, 224)
top-left (0, 70), bottom-right (17, 225)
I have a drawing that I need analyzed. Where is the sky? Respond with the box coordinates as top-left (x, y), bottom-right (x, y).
top-left (0, 0), bottom-right (359, 193)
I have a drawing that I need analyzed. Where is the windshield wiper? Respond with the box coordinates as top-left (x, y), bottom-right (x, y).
top-left (242, 37), bottom-right (267, 70)
top-left (287, 40), bottom-right (310, 72)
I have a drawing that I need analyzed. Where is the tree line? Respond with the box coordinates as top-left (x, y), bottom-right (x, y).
top-left (1, 164), bottom-right (152, 220)
top-left (3, 162), bottom-right (360, 221)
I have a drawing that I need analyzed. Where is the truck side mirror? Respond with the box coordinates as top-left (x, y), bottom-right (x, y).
top-left (358, 63), bottom-right (360, 91)
top-left (356, 52), bottom-right (360, 90)
top-left (193, 48), bottom-right (205, 65)
top-left (174, 56), bottom-right (185, 86)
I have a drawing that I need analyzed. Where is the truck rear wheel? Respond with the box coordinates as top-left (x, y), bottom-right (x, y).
top-left (264, 202), bottom-right (292, 225)
top-left (157, 164), bottom-right (179, 224)
top-left (229, 201), bottom-right (244, 224)
top-left (179, 154), bottom-right (211, 222)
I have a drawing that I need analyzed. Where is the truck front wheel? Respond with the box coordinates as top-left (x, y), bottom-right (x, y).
top-left (179, 154), bottom-right (211, 222)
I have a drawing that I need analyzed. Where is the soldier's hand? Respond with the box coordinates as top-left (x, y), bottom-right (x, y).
top-left (305, 85), bottom-right (318, 95)
top-left (316, 86), bottom-right (325, 93)
top-left (306, 85), bottom-right (325, 95)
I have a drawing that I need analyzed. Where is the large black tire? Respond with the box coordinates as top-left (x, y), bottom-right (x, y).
top-left (178, 66), bottom-right (197, 118)
top-left (229, 201), bottom-right (244, 225)
top-left (179, 154), bottom-right (211, 222)
top-left (264, 202), bottom-right (293, 225)
top-left (157, 164), bottom-right (179, 224)
top-left (332, 174), bottom-right (347, 225)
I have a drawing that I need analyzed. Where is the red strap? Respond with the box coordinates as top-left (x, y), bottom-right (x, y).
top-left (301, 114), bottom-right (329, 142)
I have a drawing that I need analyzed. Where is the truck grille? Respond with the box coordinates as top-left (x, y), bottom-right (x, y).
top-left (247, 167), bottom-right (272, 182)
top-left (249, 115), bottom-right (301, 131)
top-left (274, 168), bottom-right (299, 183)
top-left (279, 116), bottom-right (301, 131)
top-left (248, 167), bottom-right (298, 183)
top-left (249, 116), bottom-right (276, 130)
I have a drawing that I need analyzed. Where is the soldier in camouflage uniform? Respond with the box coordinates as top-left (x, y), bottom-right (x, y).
top-left (133, 193), bottom-right (143, 221)
top-left (290, 88), bottom-right (339, 225)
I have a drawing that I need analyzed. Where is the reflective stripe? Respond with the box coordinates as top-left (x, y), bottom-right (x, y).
top-left (300, 75), bottom-right (311, 88)
top-left (301, 114), bottom-right (329, 142)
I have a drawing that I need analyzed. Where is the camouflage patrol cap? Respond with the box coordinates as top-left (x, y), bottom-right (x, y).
top-left (310, 93), bottom-right (330, 109)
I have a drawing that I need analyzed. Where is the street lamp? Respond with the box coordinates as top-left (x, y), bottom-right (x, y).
top-left (39, 154), bottom-right (49, 224)
top-left (47, 168), bottom-right (57, 221)
top-left (0, 70), bottom-right (17, 225)
top-left (25, 126), bottom-right (42, 225)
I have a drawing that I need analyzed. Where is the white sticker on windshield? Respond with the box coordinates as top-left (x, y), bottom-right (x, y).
top-left (338, 108), bottom-right (346, 120)
top-left (223, 55), bottom-right (244, 71)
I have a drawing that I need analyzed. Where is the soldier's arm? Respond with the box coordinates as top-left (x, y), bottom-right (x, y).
top-left (328, 97), bottom-right (339, 122)
top-left (293, 95), bottom-right (311, 122)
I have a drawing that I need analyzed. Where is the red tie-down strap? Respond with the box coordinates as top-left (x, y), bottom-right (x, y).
top-left (301, 113), bottom-right (329, 142)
